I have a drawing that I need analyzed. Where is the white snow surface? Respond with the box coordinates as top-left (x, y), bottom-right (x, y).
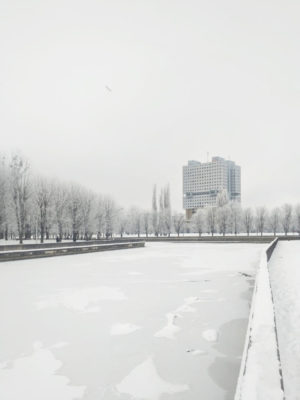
top-left (154, 297), bottom-right (203, 339)
top-left (36, 286), bottom-right (127, 312)
top-left (110, 323), bottom-right (141, 335)
top-left (0, 342), bottom-right (85, 400)
top-left (235, 240), bottom-right (284, 400)
top-left (269, 241), bottom-right (300, 400)
top-left (0, 242), bottom-right (263, 400)
top-left (202, 329), bottom-right (218, 342)
top-left (116, 357), bottom-right (189, 399)
top-left (154, 313), bottom-right (181, 339)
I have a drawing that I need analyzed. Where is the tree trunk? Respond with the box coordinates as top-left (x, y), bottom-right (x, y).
top-left (59, 224), bottom-right (63, 241)
top-left (40, 224), bottom-right (44, 243)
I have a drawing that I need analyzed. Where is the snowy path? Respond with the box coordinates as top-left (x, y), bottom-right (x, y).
top-left (269, 241), bottom-right (300, 400)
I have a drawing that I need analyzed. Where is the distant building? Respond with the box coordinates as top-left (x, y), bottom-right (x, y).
top-left (183, 157), bottom-right (241, 219)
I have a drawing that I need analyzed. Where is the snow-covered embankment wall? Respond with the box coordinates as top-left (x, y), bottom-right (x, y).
top-left (234, 238), bottom-right (285, 400)
top-left (0, 242), bottom-right (145, 262)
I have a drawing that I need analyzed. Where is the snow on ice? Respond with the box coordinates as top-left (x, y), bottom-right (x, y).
top-left (116, 357), bottom-right (189, 399)
top-left (0, 242), bottom-right (263, 399)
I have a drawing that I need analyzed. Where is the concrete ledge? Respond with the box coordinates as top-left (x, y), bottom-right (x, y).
top-left (1, 236), bottom-right (299, 251)
top-left (234, 238), bottom-right (285, 400)
top-left (0, 242), bottom-right (145, 262)
top-left (145, 236), bottom-right (275, 243)
top-left (143, 235), bottom-right (299, 243)
top-left (0, 238), bottom-right (145, 252)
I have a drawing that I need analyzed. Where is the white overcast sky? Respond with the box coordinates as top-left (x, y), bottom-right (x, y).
top-left (1, 0), bottom-right (299, 211)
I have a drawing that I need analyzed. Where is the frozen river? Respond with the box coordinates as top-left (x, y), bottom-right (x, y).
top-left (0, 242), bottom-right (263, 400)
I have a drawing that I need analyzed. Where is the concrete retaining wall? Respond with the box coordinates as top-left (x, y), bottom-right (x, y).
top-left (0, 242), bottom-right (145, 262)
top-left (0, 238), bottom-right (145, 252)
top-left (145, 235), bottom-right (299, 243)
top-left (234, 238), bottom-right (285, 400)
top-left (144, 236), bottom-right (274, 243)
top-left (1, 235), bottom-right (298, 252)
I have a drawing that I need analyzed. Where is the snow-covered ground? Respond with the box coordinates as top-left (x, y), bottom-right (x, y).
top-left (0, 242), bottom-right (263, 400)
top-left (234, 239), bottom-right (284, 400)
top-left (269, 241), bottom-right (300, 400)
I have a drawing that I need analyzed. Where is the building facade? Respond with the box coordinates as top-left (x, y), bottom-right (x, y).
top-left (183, 157), bottom-right (241, 219)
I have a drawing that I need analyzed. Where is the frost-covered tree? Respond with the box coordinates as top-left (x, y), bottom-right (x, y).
top-left (95, 196), bottom-right (105, 238)
top-left (243, 208), bottom-right (253, 236)
top-left (53, 182), bottom-right (68, 240)
top-left (80, 190), bottom-right (94, 240)
top-left (173, 213), bottom-right (184, 237)
top-left (67, 185), bottom-right (83, 242)
top-left (128, 207), bottom-right (142, 237)
top-left (229, 201), bottom-right (241, 235)
top-left (191, 209), bottom-right (205, 236)
top-left (117, 210), bottom-right (127, 238)
top-left (256, 207), bottom-right (267, 236)
top-left (217, 205), bottom-right (230, 236)
top-left (0, 158), bottom-right (5, 238)
top-left (143, 211), bottom-right (151, 237)
top-left (103, 196), bottom-right (116, 238)
top-left (281, 204), bottom-right (292, 235)
top-left (206, 206), bottom-right (217, 236)
top-left (269, 208), bottom-right (280, 236)
top-left (255, 207), bottom-right (268, 236)
top-left (0, 155), bottom-right (9, 239)
top-left (151, 185), bottom-right (159, 236)
top-left (163, 185), bottom-right (172, 237)
top-left (158, 188), bottom-right (164, 235)
top-left (34, 177), bottom-right (52, 243)
top-left (9, 154), bottom-right (31, 243)
top-left (294, 204), bottom-right (300, 235)
top-left (216, 189), bottom-right (229, 207)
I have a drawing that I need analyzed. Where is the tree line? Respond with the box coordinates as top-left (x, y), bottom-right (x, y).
top-left (0, 154), bottom-right (120, 243)
top-left (0, 154), bottom-right (173, 243)
top-left (189, 191), bottom-right (300, 237)
top-left (1, 154), bottom-right (300, 243)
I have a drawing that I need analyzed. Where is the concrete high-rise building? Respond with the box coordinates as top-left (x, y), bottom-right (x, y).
top-left (183, 156), bottom-right (241, 219)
